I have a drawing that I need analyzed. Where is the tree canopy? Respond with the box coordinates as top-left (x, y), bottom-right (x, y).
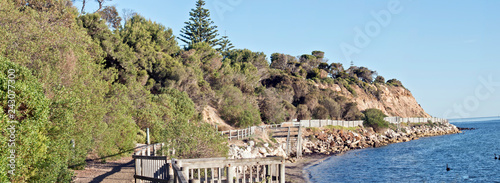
top-left (179, 0), bottom-right (220, 47)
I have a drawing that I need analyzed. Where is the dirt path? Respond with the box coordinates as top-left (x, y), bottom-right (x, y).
top-left (73, 157), bottom-right (135, 183)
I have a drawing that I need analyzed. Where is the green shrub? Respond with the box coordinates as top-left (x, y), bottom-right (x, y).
top-left (218, 85), bottom-right (261, 127)
top-left (161, 89), bottom-right (228, 158)
top-left (362, 108), bottom-right (389, 132)
top-left (386, 79), bottom-right (404, 88)
top-left (0, 58), bottom-right (73, 182)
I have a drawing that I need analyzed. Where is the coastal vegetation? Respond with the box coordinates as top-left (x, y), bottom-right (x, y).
top-left (0, 0), bottom-right (415, 181)
top-left (363, 108), bottom-right (390, 132)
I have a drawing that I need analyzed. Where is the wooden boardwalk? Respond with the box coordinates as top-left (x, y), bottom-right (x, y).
top-left (73, 157), bottom-right (135, 183)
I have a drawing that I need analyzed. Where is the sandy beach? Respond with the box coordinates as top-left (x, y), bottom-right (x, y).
top-left (285, 154), bottom-right (333, 183)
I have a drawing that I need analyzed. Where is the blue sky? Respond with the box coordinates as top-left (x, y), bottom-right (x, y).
top-left (76, 0), bottom-right (500, 119)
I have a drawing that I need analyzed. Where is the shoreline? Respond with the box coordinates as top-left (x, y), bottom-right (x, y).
top-left (286, 130), bottom-right (461, 183)
top-left (285, 153), bottom-right (331, 183)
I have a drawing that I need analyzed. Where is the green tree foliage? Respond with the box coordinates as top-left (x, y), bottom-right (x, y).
top-left (319, 97), bottom-right (341, 120)
top-left (218, 35), bottom-right (235, 53)
top-left (328, 63), bottom-right (344, 78)
top-left (217, 85), bottom-right (261, 127)
top-left (0, 0), bottom-right (138, 170)
top-left (0, 58), bottom-right (73, 182)
top-left (312, 105), bottom-right (329, 119)
top-left (343, 102), bottom-right (364, 120)
top-left (179, 0), bottom-right (220, 47)
top-left (160, 89), bottom-right (228, 158)
top-left (270, 53), bottom-right (306, 77)
top-left (374, 75), bottom-right (385, 83)
top-left (362, 108), bottom-right (389, 132)
top-left (258, 88), bottom-right (294, 124)
top-left (387, 78), bottom-right (404, 87)
top-left (311, 50), bottom-right (325, 60)
top-left (348, 66), bottom-right (376, 83)
top-left (98, 6), bottom-right (122, 29)
top-left (121, 14), bottom-right (180, 84)
top-left (297, 104), bottom-right (311, 120)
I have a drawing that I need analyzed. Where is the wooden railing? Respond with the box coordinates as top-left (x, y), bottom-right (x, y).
top-left (384, 117), bottom-right (449, 124)
top-left (133, 143), bottom-right (286, 183)
top-left (135, 143), bottom-right (165, 156)
top-left (219, 126), bottom-right (256, 140)
top-left (172, 162), bottom-right (188, 183)
top-left (282, 119), bottom-right (364, 128)
top-left (133, 143), bottom-right (171, 183)
top-left (172, 157), bottom-right (285, 183)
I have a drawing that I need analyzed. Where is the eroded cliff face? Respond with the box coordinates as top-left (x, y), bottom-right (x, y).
top-left (316, 83), bottom-right (430, 117)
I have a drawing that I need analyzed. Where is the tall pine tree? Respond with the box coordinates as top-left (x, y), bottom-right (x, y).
top-left (180, 0), bottom-right (220, 48)
top-left (218, 35), bottom-right (234, 53)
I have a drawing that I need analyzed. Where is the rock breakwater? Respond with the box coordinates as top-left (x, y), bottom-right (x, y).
top-left (228, 122), bottom-right (460, 159)
top-left (301, 122), bottom-right (460, 155)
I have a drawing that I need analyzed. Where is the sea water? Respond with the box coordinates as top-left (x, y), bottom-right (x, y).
top-left (306, 118), bottom-right (500, 182)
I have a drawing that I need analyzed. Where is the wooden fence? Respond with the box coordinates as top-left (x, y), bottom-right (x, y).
top-left (133, 143), bottom-right (286, 183)
top-left (134, 143), bottom-right (172, 183)
top-left (172, 157), bottom-right (285, 183)
top-left (384, 117), bottom-right (448, 124)
top-left (218, 119), bottom-right (365, 141)
top-left (219, 126), bottom-right (256, 140)
top-left (268, 126), bottom-right (303, 158)
top-left (282, 119), bottom-right (364, 128)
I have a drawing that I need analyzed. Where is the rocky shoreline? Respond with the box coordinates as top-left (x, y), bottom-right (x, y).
top-left (228, 122), bottom-right (461, 183)
top-left (301, 122), bottom-right (461, 155)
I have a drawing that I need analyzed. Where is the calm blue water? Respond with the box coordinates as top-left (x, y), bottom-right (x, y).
top-left (307, 119), bottom-right (500, 183)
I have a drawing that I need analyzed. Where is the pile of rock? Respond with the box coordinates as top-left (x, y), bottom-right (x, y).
top-left (227, 122), bottom-right (460, 159)
top-left (228, 140), bottom-right (287, 159)
top-left (301, 122), bottom-right (460, 155)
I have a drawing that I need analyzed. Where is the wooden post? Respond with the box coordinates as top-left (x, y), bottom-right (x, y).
top-left (153, 144), bottom-right (156, 156)
top-left (146, 128), bottom-right (150, 156)
top-left (227, 164), bottom-right (235, 183)
top-left (265, 164), bottom-right (272, 183)
top-left (279, 161), bottom-right (285, 183)
top-left (161, 143), bottom-right (165, 156)
top-left (296, 125), bottom-right (303, 158)
top-left (286, 127), bottom-right (291, 156)
top-left (135, 157), bottom-right (140, 183)
top-left (179, 161), bottom-right (189, 182)
top-left (172, 158), bottom-right (178, 183)
top-left (167, 158), bottom-right (173, 182)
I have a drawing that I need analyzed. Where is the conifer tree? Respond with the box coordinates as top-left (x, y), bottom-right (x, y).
top-left (179, 0), bottom-right (220, 48)
top-left (218, 35), bottom-right (234, 53)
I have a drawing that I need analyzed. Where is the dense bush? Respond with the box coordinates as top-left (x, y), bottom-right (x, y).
top-left (363, 108), bottom-right (389, 132)
top-left (161, 88), bottom-right (228, 158)
top-left (0, 58), bottom-right (73, 182)
top-left (0, 0), bottom-right (138, 169)
top-left (217, 85), bottom-right (261, 127)
top-left (374, 75), bottom-right (385, 83)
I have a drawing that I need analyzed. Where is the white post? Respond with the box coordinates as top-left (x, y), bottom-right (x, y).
top-left (227, 164), bottom-right (235, 183)
top-left (146, 128), bottom-right (150, 156)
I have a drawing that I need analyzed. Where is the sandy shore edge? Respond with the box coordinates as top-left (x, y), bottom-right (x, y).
top-left (285, 154), bottom-right (333, 183)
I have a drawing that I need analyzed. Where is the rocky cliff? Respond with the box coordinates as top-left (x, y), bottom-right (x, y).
top-left (316, 82), bottom-right (430, 118)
